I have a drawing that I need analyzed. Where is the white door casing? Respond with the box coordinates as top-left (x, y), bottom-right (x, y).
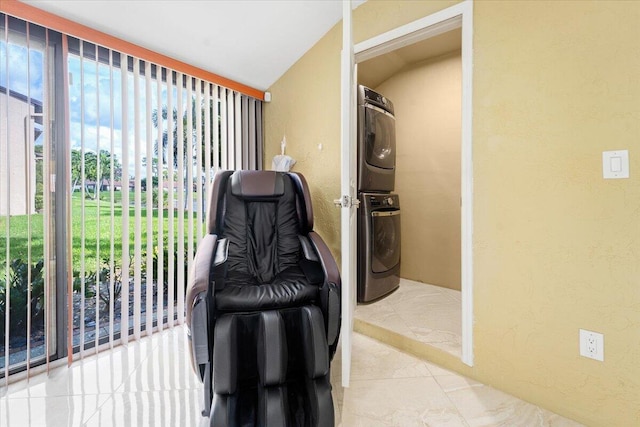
top-left (340, 0), bottom-right (475, 370)
top-left (339, 0), bottom-right (358, 388)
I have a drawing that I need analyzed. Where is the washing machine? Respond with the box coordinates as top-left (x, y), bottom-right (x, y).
top-left (358, 192), bottom-right (401, 303)
top-left (357, 85), bottom-right (396, 192)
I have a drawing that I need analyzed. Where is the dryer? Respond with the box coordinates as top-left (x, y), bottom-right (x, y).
top-left (357, 85), bottom-right (396, 192)
top-left (358, 192), bottom-right (401, 303)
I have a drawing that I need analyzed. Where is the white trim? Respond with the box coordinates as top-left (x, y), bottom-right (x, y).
top-left (340, 0), bottom-right (355, 388)
top-left (355, 15), bottom-right (462, 62)
top-left (352, 0), bottom-right (475, 367)
top-left (460, 1), bottom-right (474, 367)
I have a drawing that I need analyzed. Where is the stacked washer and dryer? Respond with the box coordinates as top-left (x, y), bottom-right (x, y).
top-left (357, 85), bottom-right (402, 303)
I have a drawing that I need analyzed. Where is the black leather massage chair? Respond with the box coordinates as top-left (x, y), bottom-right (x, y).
top-left (186, 170), bottom-right (341, 426)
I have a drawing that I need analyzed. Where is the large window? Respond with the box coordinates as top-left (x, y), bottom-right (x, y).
top-left (1, 13), bottom-right (263, 380)
top-left (1, 15), bottom-right (58, 379)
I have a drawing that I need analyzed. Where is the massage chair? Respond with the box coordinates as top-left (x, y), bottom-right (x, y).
top-left (185, 170), bottom-right (341, 426)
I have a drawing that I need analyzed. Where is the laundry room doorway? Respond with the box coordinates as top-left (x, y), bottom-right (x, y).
top-left (342, 1), bottom-right (474, 368)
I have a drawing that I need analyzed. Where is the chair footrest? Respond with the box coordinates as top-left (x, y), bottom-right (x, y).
top-left (258, 310), bottom-right (288, 387)
top-left (213, 315), bottom-right (238, 394)
top-left (300, 306), bottom-right (329, 379)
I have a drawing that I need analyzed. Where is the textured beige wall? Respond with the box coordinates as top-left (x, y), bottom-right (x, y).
top-left (263, 24), bottom-right (343, 257)
top-left (472, 2), bottom-right (639, 425)
top-left (265, 1), bottom-right (640, 426)
top-left (375, 51), bottom-right (461, 291)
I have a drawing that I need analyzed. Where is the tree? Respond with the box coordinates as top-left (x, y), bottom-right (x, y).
top-left (152, 98), bottom-right (218, 209)
top-left (70, 149), bottom-right (122, 198)
top-left (152, 98), bottom-right (218, 171)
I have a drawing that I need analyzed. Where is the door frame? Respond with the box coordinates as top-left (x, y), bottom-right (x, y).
top-left (349, 0), bottom-right (475, 367)
top-left (339, 0), bottom-right (357, 388)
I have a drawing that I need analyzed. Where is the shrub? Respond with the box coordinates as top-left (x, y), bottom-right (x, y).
top-left (0, 258), bottom-right (45, 343)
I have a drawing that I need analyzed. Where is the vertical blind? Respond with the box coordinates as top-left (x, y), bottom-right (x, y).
top-left (1, 15), bottom-right (56, 382)
top-left (1, 10), bottom-right (263, 383)
top-left (64, 36), bottom-right (263, 362)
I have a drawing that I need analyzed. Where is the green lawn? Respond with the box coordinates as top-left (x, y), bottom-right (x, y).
top-left (0, 191), bottom-right (198, 278)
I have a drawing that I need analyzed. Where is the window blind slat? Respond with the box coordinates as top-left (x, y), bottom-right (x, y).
top-left (120, 54), bottom-right (130, 345)
top-left (212, 85), bottom-right (219, 171)
top-left (94, 43), bottom-right (101, 354)
top-left (195, 79), bottom-right (203, 244)
top-left (43, 26), bottom-right (52, 372)
top-left (79, 40), bottom-right (87, 356)
top-left (242, 97), bottom-right (249, 169)
top-left (176, 73), bottom-right (185, 326)
top-left (25, 21), bottom-right (33, 376)
top-left (204, 83), bottom-right (211, 200)
top-left (257, 102), bottom-right (263, 169)
top-left (145, 61), bottom-right (154, 336)
top-left (186, 78), bottom-right (194, 275)
top-left (249, 99), bottom-right (256, 169)
top-left (167, 73), bottom-right (175, 328)
top-left (220, 88), bottom-right (227, 170)
top-left (235, 93), bottom-right (242, 169)
top-left (133, 57), bottom-right (142, 341)
top-left (227, 90), bottom-right (235, 169)
top-left (108, 49), bottom-right (116, 348)
top-left (156, 66), bottom-right (164, 333)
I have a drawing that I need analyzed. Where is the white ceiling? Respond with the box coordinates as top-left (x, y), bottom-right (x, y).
top-left (23, 0), bottom-right (365, 92)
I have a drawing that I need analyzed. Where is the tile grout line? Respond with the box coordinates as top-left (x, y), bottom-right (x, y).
top-left (432, 374), bottom-right (475, 427)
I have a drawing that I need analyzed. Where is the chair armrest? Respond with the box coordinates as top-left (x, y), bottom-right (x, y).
top-left (308, 232), bottom-right (341, 289)
top-left (186, 233), bottom-right (219, 376)
top-left (186, 233), bottom-right (218, 326)
top-left (308, 232), bottom-right (341, 357)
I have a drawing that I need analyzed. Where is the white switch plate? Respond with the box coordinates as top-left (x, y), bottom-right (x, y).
top-left (602, 150), bottom-right (629, 179)
top-left (579, 329), bottom-right (604, 361)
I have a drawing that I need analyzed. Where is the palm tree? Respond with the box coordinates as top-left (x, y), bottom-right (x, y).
top-left (152, 97), bottom-right (219, 209)
top-left (151, 98), bottom-right (218, 171)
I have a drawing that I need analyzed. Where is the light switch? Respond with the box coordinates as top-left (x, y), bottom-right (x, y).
top-left (603, 150), bottom-right (629, 179)
top-left (610, 156), bottom-right (622, 172)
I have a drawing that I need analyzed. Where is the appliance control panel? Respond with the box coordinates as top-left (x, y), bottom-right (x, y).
top-left (362, 87), bottom-right (394, 115)
top-left (365, 193), bottom-right (400, 209)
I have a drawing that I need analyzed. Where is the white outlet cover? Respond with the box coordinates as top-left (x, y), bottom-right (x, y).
top-left (603, 150), bottom-right (629, 179)
top-left (580, 329), bottom-right (604, 361)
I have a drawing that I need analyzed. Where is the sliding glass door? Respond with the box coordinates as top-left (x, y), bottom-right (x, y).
top-left (1, 11), bottom-right (263, 380)
top-left (0, 15), bottom-right (60, 379)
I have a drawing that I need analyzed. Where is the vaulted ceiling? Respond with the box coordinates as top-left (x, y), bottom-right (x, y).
top-left (23, 0), bottom-right (365, 91)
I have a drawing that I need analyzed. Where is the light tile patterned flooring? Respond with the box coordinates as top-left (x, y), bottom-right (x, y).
top-left (0, 287), bottom-right (583, 426)
top-left (333, 334), bottom-right (583, 426)
top-left (355, 278), bottom-right (462, 357)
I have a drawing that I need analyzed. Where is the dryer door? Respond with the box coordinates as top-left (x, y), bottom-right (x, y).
top-left (370, 209), bottom-right (401, 273)
top-left (363, 104), bottom-right (396, 170)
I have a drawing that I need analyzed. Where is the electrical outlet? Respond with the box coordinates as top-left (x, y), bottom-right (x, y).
top-left (579, 329), bottom-right (604, 361)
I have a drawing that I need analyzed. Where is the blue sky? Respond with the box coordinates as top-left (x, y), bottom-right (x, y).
top-left (67, 54), bottom-right (193, 179)
top-left (0, 40), bottom-right (44, 103)
top-left (3, 37), bottom-right (195, 180)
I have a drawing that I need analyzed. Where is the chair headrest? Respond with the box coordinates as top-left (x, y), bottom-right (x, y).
top-left (230, 170), bottom-right (285, 200)
top-left (207, 170), bottom-right (315, 235)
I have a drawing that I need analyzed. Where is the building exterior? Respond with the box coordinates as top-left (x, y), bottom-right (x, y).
top-left (0, 87), bottom-right (41, 216)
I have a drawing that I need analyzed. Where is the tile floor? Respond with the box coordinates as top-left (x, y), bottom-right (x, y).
top-left (334, 334), bottom-right (583, 426)
top-left (0, 321), bottom-right (583, 426)
top-left (355, 278), bottom-right (462, 357)
top-left (0, 327), bottom-right (204, 426)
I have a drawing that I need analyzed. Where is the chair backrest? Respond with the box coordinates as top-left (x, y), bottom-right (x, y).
top-left (206, 170), bottom-right (313, 283)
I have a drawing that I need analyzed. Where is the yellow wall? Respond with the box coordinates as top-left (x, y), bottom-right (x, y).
top-left (265, 1), bottom-right (640, 426)
top-left (375, 51), bottom-right (462, 290)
